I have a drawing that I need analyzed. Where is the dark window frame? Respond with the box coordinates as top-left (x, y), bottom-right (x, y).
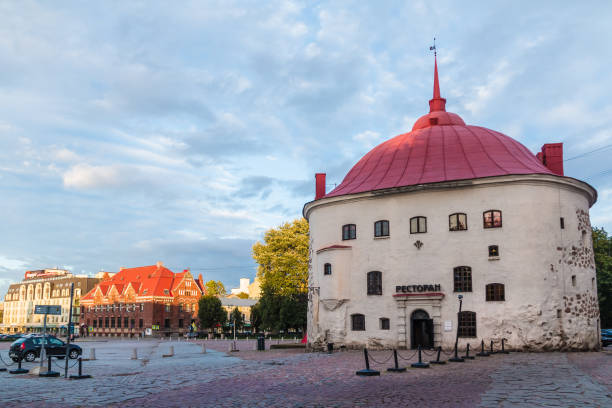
top-left (351, 314), bottom-right (365, 331)
top-left (410, 216), bottom-right (427, 234)
top-left (342, 224), bottom-right (357, 240)
top-left (488, 245), bottom-right (499, 257)
top-left (374, 220), bottom-right (390, 237)
top-left (483, 210), bottom-right (502, 229)
top-left (449, 213), bottom-right (468, 231)
top-left (453, 266), bottom-right (473, 292)
top-left (458, 311), bottom-right (477, 337)
top-left (380, 317), bottom-right (390, 330)
top-left (324, 263), bottom-right (332, 275)
top-left (367, 271), bottom-right (383, 295)
top-left (486, 283), bottom-right (505, 301)
top-left (560, 217), bottom-right (565, 229)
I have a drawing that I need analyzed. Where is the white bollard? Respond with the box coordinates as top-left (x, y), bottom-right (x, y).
top-left (169, 345), bottom-right (174, 356)
top-left (89, 348), bottom-right (96, 360)
top-left (201, 343), bottom-right (207, 354)
top-left (131, 348), bottom-right (138, 360)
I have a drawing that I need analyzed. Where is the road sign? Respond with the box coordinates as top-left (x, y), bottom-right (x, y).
top-left (34, 305), bottom-right (61, 315)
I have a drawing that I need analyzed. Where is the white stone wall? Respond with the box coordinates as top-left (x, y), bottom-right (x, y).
top-left (305, 175), bottom-right (599, 351)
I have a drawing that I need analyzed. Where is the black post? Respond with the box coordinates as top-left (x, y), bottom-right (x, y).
top-left (449, 295), bottom-right (465, 362)
top-left (356, 348), bottom-right (380, 376)
top-left (490, 340), bottom-right (494, 354)
top-left (9, 355), bottom-right (28, 374)
top-left (411, 345), bottom-right (430, 368)
top-left (462, 343), bottom-right (474, 360)
top-left (430, 346), bottom-right (446, 365)
top-left (65, 282), bottom-right (74, 378)
top-left (387, 349), bottom-right (406, 372)
top-left (477, 339), bottom-right (490, 357)
top-left (69, 357), bottom-right (92, 379)
top-left (500, 338), bottom-right (509, 354)
top-left (40, 355), bottom-right (60, 377)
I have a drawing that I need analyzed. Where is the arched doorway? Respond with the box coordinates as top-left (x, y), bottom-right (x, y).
top-left (411, 309), bottom-right (433, 349)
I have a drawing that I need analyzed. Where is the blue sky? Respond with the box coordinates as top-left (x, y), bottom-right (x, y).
top-left (1, 1), bottom-right (611, 296)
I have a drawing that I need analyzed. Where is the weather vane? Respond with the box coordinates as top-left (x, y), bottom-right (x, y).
top-left (429, 37), bottom-right (436, 57)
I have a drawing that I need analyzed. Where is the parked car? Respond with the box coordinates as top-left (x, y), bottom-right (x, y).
top-left (602, 329), bottom-right (612, 347)
top-left (0, 333), bottom-right (24, 342)
top-left (9, 335), bottom-right (82, 362)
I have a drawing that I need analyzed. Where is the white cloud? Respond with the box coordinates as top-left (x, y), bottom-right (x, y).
top-left (353, 130), bottom-right (383, 150)
top-left (464, 60), bottom-right (517, 115)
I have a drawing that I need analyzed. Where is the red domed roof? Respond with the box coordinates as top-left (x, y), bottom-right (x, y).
top-left (325, 57), bottom-right (554, 198)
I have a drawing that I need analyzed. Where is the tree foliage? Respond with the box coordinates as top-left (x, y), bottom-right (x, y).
top-left (252, 218), bottom-right (309, 332)
top-left (197, 295), bottom-right (227, 331)
top-left (204, 280), bottom-right (227, 296)
top-left (593, 227), bottom-right (612, 328)
top-left (236, 292), bottom-right (249, 299)
top-left (230, 307), bottom-right (244, 331)
top-left (252, 218), bottom-right (309, 296)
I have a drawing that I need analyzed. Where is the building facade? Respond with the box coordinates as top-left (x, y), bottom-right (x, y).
top-left (80, 262), bottom-right (205, 337)
top-left (304, 58), bottom-right (600, 351)
top-left (1, 269), bottom-right (100, 334)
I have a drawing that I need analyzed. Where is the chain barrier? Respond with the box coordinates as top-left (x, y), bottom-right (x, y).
top-left (367, 350), bottom-right (394, 365)
top-left (420, 348), bottom-right (436, 356)
top-left (52, 356), bottom-right (80, 370)
top-left (397, 349), bottom-right (418, 361)
top-left (440, 348), bottom-right (455, 356)
top-left (0, 351), bottom-right (17, 367)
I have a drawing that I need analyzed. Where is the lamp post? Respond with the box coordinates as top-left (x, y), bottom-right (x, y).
top-left (449, 294), bottom-right (465, 362)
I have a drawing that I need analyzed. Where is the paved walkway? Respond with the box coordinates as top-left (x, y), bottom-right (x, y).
top-left (0, 340), bottom-right (610, 407)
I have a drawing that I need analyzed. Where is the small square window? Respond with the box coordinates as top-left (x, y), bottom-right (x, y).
top-left (380, 318), bottom-right (390, 330)
top-left (410, 216), bottom-right (427, 234)
top-left (488, 245), bottom-right (499, 257)
top-left (374, 220), bottom-right (389, 237)
top-left (483, 210), bottom-right (502, 228)
top-left (342, 224), bottom-right (356, 240)
top-left (449, 213), bottom-right (467, 231)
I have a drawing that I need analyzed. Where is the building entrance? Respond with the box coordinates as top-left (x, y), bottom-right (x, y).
top-left (411, 309), bottom-right (433, 349)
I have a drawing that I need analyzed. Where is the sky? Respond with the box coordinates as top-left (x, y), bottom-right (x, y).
top-left (1, 1), bottom-right (612, 296)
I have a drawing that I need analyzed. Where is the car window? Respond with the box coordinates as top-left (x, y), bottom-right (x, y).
top-left (13, 338), bottom-right (26, 345)
top-left (49, 338), bottom-right (63, 345)
top-left (31, 338), bottom-right (42, 345)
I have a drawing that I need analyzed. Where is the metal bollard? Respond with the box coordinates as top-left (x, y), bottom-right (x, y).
top-left (500, 338), bottom-right (509, 354)
top-left (356, 348), bottom-right (380, 376)
top-left (131, 348), bottom-right (138, 360)
top-left (411, 345), bottom-right (430, 368)
top-left (387, 349), bottom-right (406, 372)
top-left (70, 357), bottom-right (92, 379)
top-left (9, 355), bottom-right (28, 374)
top-left (89, 348), bottom-right (96, 361)
top-left (449, 342), bottom-right (464, 362)
top-left (490, 340), bottom-right (495, 354)
top-left (462, 343), bottom-right (474, 360)
top-left (476, 340), bottom-right (490, 357)
top-left (201, 343), bottom-right (207, 354)
top-left (40, 355), bottom-right (60, 377)
top-left (430, 346), bottom-right (446, 365)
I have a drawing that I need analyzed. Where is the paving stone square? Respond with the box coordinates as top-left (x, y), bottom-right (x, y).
top-left (0, 339), bottom-right (610, 407)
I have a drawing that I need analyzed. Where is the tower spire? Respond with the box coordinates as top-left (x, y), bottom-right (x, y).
top-left (428, 38), bottom-right (446, 112)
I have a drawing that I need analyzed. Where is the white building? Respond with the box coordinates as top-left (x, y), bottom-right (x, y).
top-left (304, 58), bottom-right (600, 351)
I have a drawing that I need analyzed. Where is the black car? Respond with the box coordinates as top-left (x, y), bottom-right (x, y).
top-left (9, 335), bottom-right (82, 362)
top-left (0, 333), bottom-right (24, 342)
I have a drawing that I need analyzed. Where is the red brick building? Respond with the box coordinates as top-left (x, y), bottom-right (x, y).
top-left (80, 262), bottom-right (205, 337)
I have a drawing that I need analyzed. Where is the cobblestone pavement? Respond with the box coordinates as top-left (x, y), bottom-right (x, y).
top-left (0, 339), bottom-right (610, 407)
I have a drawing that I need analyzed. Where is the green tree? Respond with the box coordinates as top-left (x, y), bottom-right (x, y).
top-left (252, 218), bottom-right (309, 333)
top-left (593, 227), bottom-right (612, 327)
top-left (250, 303), bottom-right (262, 333)
top-left (236, 292), bottom-right (249, 299)
top-left (205, 280), bottom-right (227, 296)
top-left (197, 295), bottom-right (227, 332)
top-left (252, 218), bottom-right (309, 296)
top-left (230, 307), bottom-right (244, 331)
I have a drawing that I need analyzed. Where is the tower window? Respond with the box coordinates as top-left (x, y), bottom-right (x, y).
top-left (488, 245), bottom-right (499, 257)
top-left (410, 216), bottom-right (427, 234)
top-left (485, 283), bottom-right (505, 301)
top-left (572, 275), bottom-right (576, 286)
top-left (560, 217), bottom-right (565, 229)
top-left (342, 224), bottom-right (356, 240)
top-left (324, 263), bottom-right (332, 275)
top-left (483, 210), bottom-right (502, 228)
top-left (458, 311), bottom-right (476, 337)
top-left (449, 213), bottom-right (467, 231)
top-left (351, 314), bottom-right (365, 331)
top-left (380, 318), bottom-right (390, 330)
top-left (367, 271), bottom-right (382, 295)
top-left (453, 266), bottom-right (472, 292)
top-left (374, 220), bottom-right (390, 237)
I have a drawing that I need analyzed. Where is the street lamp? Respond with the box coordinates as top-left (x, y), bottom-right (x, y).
top-left (449, 294), bottom-right (465, 362)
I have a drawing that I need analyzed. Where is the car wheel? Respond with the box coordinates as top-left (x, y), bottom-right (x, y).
top-left (69, 349), bottom-right (79, 359)
top-left (24, 351), bottom-right (36, 362)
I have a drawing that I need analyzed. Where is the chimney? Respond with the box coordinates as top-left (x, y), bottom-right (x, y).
top-left (539, 143), bottom-right (564, 176)
top-left (315, 173), bottom-right (326, 200)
